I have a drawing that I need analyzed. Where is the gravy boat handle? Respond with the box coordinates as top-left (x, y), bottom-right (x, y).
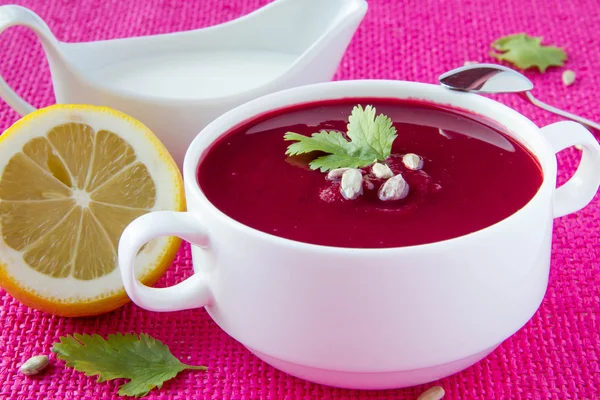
top-left (541, 121), bottom-right (600, 218)
top-left (118, 211), bottom-right (213, 312)
top-left (0, 5), bottom-right (61, 115)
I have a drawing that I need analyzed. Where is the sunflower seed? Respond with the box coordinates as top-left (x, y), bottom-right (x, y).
top-left (19, 355), bottom-right (49, 376)
top-left (340, 169), bottom-right (363, 200)
top-left (562, 70), bottom-right (576, 86)
top-left (402, 153), bottom-right (424, 170)
top-left (326, 168), bottom-right (351, 180)
top-left (416, 385), bottom-right (445, 400)
top-left (378, 174), bottom-right (409, 201)
top-left (372, 162), bottom-right (394, 179)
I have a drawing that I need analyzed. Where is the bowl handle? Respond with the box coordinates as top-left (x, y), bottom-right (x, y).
top-left (118, 211), bottom-right (213, 312)
top-left (0, 5), bottom-right (61, 115)
top-left (541, 121), bottom-right (600, 218)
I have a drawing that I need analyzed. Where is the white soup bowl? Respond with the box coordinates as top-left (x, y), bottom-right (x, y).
top-left (118, 80), bottom-right (600, 389)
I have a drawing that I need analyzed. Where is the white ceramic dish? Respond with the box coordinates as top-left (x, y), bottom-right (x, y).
top-left (118, 80), bottom-right (600, 389)
top-left (0, 0), bottom-right (367, 167)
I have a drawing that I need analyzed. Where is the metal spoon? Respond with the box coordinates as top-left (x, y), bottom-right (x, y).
top-left (438, 63), bottom-right (600, 131)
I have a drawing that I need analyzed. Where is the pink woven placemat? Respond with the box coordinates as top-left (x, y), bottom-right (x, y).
top-left (0, 0), bottom-right (598, 398)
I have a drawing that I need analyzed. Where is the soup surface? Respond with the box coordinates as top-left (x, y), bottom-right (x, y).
top-left (197, 98), bottom-right (543, 248)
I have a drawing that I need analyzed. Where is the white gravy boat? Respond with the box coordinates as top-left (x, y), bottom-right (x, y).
top-left (0, 0), bottom-right (367, 167)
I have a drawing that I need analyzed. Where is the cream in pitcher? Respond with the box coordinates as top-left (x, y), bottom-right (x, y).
top-left (0, 0), bottom-right (368, 167)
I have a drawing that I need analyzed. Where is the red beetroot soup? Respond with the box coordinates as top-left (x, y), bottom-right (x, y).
top-left (197, 98), bottom-right (543, 248)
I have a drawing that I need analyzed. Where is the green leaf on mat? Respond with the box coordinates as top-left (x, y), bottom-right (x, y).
top-left (490, 33), bottom-right (567, 73)
top-left (52, 333), bottom-right (206, 398)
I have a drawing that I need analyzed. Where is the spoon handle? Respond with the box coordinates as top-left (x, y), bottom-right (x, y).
top-left (525, 91), bottom-right (600, 132)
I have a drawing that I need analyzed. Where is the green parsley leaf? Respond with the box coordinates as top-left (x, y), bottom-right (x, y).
top-left (346, 104), bottom-right (397, 160)
top-left (284, 105), bottom-right (397, 172)
top-left (52, 333), bottom-right (207, 398)
top-left (490, 33), bottom-right (567, 73)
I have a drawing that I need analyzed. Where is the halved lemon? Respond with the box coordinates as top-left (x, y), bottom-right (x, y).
top-left (0, 104), bottom-right (184, 317)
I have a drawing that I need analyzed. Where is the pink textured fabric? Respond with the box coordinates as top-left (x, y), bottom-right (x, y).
top-left (0, 0), bottom-right (599, 398)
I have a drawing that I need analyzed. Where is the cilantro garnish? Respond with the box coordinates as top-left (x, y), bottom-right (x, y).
top-left (284, 105), bottom-right (397, 172)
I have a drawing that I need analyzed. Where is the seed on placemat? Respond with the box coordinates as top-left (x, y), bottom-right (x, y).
top-left (416, 385), bottom-right (445, 400)
top-left (562, 69), bottom-right (576, 86)
top-left (19, 355), bottom-right (50, 376)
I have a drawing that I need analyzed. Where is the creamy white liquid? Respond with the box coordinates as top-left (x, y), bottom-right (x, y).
top-left (91, 50), bottom-right (296, 99)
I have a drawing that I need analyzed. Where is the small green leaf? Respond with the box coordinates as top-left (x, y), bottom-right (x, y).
top-left (284, 131), bottom-right (351, 157)
top-left (52, 333), bottom-right (206, 398)
top-left (309, 153), bottom-right (377, 172)
top-left (346, 105), bottom-right (397, 160)
top-left (284, 105), bottom-right (397, 172)
top-left (490, 33), bottom-right (567, 73)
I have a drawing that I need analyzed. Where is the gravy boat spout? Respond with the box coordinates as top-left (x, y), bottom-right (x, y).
top-left (0, 0), bottom-right (368, 167)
